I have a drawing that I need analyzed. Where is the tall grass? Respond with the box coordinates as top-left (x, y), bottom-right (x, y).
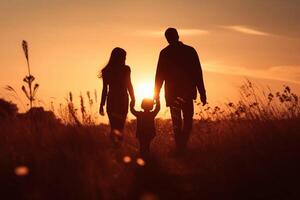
top-left (56, 91), bottom-right (99, 125)
top-left (197, 80), bottom-right (300, 121)
top-left (1, 60), bottom-right (300, 198)
top-left (21, 40), bottom-right (39, 109)
top-left (0, 81), bottom-right (299, 199)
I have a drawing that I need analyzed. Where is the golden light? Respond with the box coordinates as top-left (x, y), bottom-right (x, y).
top-left (123, 156), bottom-right (132, 164)
top-left (136, 158), bottom-right (146, 166)
top-left (15, 166), bottom-right (29, 176)
top-left (135, 82), bottom-right (154, 102)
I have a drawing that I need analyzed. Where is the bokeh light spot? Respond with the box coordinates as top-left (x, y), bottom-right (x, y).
top-left (15, 166), bottom-right (29, 176)
top-left (123, 156), bottom-right (132, 163)
top-left (112, 129), bottom-right (122, 136)
top-left (136, 158), bottom-right (146, 166)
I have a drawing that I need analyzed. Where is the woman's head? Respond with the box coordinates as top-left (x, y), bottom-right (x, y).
top-left (109, 47), bottom-right (126, 66)
top-left (100, 47), bottom-right (126, 78)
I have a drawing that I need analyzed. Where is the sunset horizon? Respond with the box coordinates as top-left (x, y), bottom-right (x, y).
top-left (1, 2), bottom-right (300, 199)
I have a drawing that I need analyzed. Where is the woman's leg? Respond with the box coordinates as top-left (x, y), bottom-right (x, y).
top-left (112, 114), bottom-right (126, 131)
top-left (108, 113), bottom-right (127, 146)
top-left (106, 95), bottom-right (128, 144)
top-left (107, 113), bottom-right (121, 145)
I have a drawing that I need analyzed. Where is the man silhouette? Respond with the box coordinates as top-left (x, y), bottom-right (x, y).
top-left (154, 27), bottom-right (207, 153)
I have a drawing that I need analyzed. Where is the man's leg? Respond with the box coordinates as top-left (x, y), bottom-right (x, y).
top-left (181, 100), bottom-right (194, 149)
top-left (170, 106), bottom-right (183, 151)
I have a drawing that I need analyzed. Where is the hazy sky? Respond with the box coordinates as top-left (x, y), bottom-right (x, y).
top-left (1, 0), bottom-right (300, 114)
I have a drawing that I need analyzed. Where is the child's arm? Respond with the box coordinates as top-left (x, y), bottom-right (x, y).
top-left (130, 101), bottom-right (139, 117)
top-left (153, 100), bottom-right (161, 116)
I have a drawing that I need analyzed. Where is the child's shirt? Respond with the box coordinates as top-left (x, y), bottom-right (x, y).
top-left (130, 104), bottom-right (160, 140)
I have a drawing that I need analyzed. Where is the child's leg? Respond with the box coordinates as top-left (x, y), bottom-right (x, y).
top-left (140, 139), bottom-right (151, 158)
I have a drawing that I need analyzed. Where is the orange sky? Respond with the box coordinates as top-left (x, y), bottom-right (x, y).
top-left (0, 0), bottom-right (300, 118)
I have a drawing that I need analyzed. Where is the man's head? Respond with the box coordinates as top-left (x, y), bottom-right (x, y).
top-left (165, 28), bottom-right (179, 44)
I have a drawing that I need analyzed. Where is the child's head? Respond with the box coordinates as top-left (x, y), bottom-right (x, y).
top-left (141, 98), bottom-right (154, 111)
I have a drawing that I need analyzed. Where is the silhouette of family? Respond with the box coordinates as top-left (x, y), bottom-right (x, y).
top-left (99, 28), bottom-right (206, 158)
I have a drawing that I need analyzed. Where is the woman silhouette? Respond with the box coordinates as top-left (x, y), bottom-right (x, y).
top-left (99, 48), bottom-right (135, 144)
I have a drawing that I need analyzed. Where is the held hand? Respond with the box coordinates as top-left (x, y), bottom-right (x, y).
top-left (99, 106), bottom-right (105, 116)
top-left (154, 95), bottom-right (160, 104)
top-left (201, 96), bottom-right (207, 106)
top-left (130, 100), bottom-right (135, 108)
top-left (153, 91), bottom-right (160, 102)
top-left (155, 99), bottom-right (160, 106)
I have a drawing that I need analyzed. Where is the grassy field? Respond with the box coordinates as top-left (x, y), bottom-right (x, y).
top-left (1, 83), bottom-right (300, 200)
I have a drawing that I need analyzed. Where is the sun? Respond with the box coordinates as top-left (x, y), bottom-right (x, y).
top-left (135, 82), bottom-right (154, 102)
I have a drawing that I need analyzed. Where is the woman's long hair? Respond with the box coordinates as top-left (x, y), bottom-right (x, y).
top-left (99, 47), bottom-right (126, 80)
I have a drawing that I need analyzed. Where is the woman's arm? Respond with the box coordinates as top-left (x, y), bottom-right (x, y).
top-left (127, 67), bottom-right (136, 103)
top-left (99, 78), bottom-right (108, 115)
top-left (130, 101), bottom-right (139, 117)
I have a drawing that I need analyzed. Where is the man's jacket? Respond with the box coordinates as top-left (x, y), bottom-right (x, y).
top-left (155, 42), bottom-right (206, 106)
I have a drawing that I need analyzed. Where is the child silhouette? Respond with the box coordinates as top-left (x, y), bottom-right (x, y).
top-left (130, 98), bottom-right (160, 158)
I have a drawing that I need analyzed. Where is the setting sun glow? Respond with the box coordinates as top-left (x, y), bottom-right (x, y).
top-left (135, 82), bottom-right (154, 102)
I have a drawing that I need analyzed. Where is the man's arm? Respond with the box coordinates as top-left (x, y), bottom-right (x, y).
top-left (154, 51), bottom-right (165, 101)
top-left (192, 49), bottom-right (207, 105)
top-left (153, 100), bottom-right (161, 116)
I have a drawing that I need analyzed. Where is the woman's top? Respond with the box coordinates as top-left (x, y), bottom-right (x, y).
top-left (100, 65), bottom-right (135, 107)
